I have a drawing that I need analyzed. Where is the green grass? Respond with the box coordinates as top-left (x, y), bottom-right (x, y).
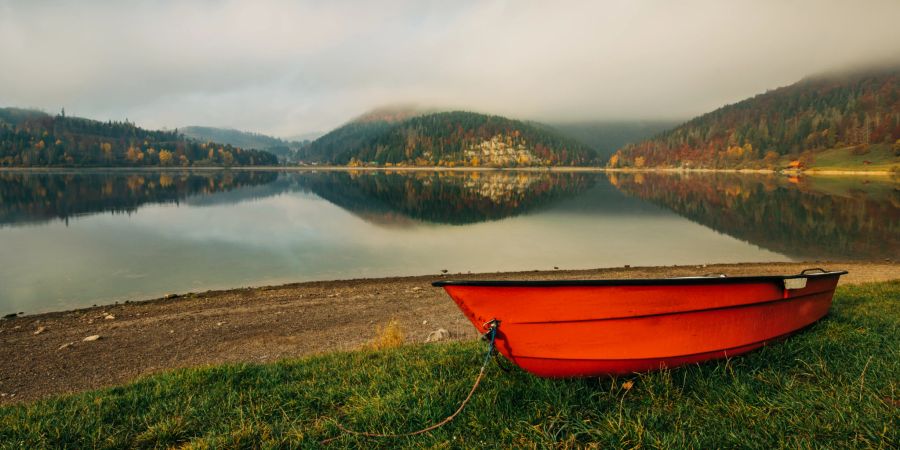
top-left (806, 144), bottom-right (899, 171)
top-left (2, 282), bottom-right (898, 449)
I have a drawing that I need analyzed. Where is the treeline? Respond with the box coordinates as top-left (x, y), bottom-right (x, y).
top-left (301, 121), bottom-right (394, 164)
top-left (179, 126), bottom-right (308, 162)
top-left (550, 120), bottom-right (680, 162)
top-left (0, 108), bottom-right (279, 167)
top-left (302, 111), bottom-right (597, 166)
top-left (609, 67), bottom-right (900, 168)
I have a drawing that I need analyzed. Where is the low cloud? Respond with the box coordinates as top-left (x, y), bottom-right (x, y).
top-left (2, 0), bottom-right (899, 136)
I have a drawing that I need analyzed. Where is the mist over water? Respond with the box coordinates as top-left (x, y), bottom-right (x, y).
top-left (0, 170), bottom-right (895, 314)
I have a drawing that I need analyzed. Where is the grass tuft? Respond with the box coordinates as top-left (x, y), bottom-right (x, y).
top-left (0, 281), bottom-right (897, 448)
top-left (366, 319), bottom-right (406, 350)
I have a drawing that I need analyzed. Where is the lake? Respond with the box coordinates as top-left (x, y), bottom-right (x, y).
top-left (1, 169), bottom-right (897, 314)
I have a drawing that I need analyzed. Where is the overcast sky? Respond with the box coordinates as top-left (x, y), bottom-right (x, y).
top-left (2, 0), bottom-right (899, 137)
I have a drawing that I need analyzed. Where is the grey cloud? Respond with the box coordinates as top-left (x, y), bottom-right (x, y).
top-left (1, 0), bottom-right (899, 136)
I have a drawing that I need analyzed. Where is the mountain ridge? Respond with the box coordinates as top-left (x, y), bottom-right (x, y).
top-left (0, 108), bottom-right (279, 167)
top-left (608, 66), bottom-right (900, 170)
top-left (301, 110), bottom-right (597, 167)
top-left (550, 120), bottom-right (680, 163)
top-left (180, 126), bottom-right (307, 161)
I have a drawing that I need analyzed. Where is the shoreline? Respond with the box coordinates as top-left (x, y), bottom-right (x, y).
top-left (0, 165), bottom-right (895, 176)
top-left (1, 260), bottom-right (897, 405)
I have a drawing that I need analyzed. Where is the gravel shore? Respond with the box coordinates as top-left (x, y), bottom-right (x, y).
top-left (1, 261), bottom-right (897, 405)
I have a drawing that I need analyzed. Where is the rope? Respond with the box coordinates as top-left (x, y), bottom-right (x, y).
top-left (494, 353), bottom-right (513, 373)
top-left (320, 323), bottom-right (498, 445)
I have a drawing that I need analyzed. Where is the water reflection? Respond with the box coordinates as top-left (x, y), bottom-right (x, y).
top-left (0, 169), bottom-right (896, 312)
top-left (0, 170), bottom-right (603, 228)
top-left (294, 170), bottom-right (596, 225)
top-left (0, 171), bottom-right (278, 227)
top-left (609, 172), bottom-right (900, 259)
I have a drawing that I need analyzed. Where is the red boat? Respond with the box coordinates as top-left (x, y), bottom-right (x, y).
top-left (433, 269), bottom-right (846, 377)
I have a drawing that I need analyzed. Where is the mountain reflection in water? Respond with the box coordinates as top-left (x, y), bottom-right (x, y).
top-left (0, 171), bottom-right (278, 227)
top-left (294, 170), bottom-right (596, 225)
top-left (0, 169), bottom-right (896, 312)
top-left (0, 170), bottom-right (598, 227)
top-left (1, 170), bottom-right (896, 259)
top-left (609, 172), bottom-right (899, 260)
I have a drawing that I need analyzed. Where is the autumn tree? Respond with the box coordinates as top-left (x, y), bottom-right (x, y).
top-left (611, 68), bottom-right (899, 168)
top-left (100, 142), bottom-right (113, 162)
top-left (0, 108), bottom-right (278, 167)
top-left (158, 149), bottom-right (174, 166)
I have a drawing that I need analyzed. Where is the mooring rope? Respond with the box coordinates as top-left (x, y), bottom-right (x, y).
top-left (320, 322), bottom-right (499, 445)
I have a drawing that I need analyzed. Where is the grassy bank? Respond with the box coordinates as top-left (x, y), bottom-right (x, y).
top-left (2, 281), bottom-right (898, 448)
top-left (805, 144), bottom-right (898, 172)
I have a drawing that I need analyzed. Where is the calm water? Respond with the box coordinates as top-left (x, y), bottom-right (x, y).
top-left (1, 170), bottom-right (897, 313)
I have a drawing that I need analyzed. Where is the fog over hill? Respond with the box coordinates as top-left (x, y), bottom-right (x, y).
top-left (302, 110), bottom-right (596, 166)
top-left (3, 1), bottom-right (899, 136)
top-left (551, 121), bottom-right (681, 163)
top-left (0, 107), bottom-right (280, 167)
top-left (610, 65), bottom-right (900, 170)
top-left (180, 126), bottom-right (308, 161)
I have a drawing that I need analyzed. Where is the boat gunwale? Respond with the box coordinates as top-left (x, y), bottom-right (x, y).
top-left (431, 270), bottom-right (847, 287)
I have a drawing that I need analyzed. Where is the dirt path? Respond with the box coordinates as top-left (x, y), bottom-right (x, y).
top-left (1, 261), bottom-right (897, 405)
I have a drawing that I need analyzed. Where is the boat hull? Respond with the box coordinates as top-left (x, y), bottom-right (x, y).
top-left (434, 271), bottom-right (845, 377)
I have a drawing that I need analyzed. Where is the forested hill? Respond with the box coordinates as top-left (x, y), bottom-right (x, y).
top-left (0, 108), bottom-right (279, 167)
top-left (550, 120), bottom-right (680, 162)
top-left (297, 107), bottom-right (415, 164)
top-left (301, 111), bottom-right (597, 166)
top-left (180, 126), bottom-right (307, 162)
top-left (608, 66), bottom-right (900, 170)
